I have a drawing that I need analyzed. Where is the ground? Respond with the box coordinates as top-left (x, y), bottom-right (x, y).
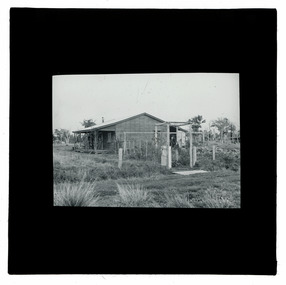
top-left (53, 144), bottom-right (240, 208)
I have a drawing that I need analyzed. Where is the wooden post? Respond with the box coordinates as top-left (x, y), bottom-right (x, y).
top-left (193, 146), bottom-right (197, 165)
top-left (176, 127), bottom-right (178, 144)
top-left (94, 131), bottom-right (97, 151)
top-left (167, 123), bottom-right (170, 168)
top-left (212, 145), bottom-right (216, 160)
top-left (168, 146), bottom-right (172, 169)
top-left (118, 148), bottom-right (123, 169)
top-left (189, 124), bottom-right (193, 168)
top-left (123, 132), bottom-right (126, 155)
top-left (155, 125), bottom-right (158, 148)
top-left (145, 141), bottom-right (148, 159)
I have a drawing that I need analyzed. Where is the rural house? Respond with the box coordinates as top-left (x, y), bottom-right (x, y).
top-left (72, 112), bottom-right (187, 152)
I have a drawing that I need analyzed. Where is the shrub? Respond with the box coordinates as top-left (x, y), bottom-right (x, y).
top-left (54, 180), bottom-right (100, 207)
top-left (192, 188), bottom-right (236, 208)
top-left (116, 183), bottom-right (155, 207)
top-left (164, 194), bottom-right (194, 208)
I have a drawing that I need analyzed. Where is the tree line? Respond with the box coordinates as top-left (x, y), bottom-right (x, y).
top-left (53, 119), bottom-right (96, 144)
top-left (53, 116), bottom-right (239, 144)
top-left (188, 115), bottom-right (239, 142)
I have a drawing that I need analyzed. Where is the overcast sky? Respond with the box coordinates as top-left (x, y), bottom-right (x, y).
top-left (53, 73), bottom-right (240, 132)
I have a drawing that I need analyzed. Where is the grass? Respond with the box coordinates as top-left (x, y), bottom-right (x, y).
top-left (53, 145), bottom-right (240, 208)
top-left (116, 183), bottom-right (156, 207)
top-left (164, 193), bottom-right (195, 208)
top-left (54, 179), bottom-right (101, 207)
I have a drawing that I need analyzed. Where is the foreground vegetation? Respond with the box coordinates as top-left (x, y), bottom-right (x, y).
top-left (53, 144), bottom-right (240, 208)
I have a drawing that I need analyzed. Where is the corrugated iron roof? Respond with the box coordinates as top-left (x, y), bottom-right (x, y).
top-left (72, 112), bottom-right (166, 133)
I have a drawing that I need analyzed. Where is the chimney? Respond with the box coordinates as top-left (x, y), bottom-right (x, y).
top-left (102, 117), bottom-right (104, 123)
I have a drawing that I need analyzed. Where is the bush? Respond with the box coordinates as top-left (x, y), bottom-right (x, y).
top-left (191, 188), bottom-right (236, 208)
top-left (116, 183), bottom-right (155, 207)
top-left (164, 194), bottom-right (194, 208)
top-left (54, 180), bottom-right (100, 207)
top-left (175, 146), bottom-right (240, 171)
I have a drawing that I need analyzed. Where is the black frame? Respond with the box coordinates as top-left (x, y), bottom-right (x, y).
top-left (9, 8), bottom-right (277, 274)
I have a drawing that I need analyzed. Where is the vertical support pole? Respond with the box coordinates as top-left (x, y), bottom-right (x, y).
top-left (193, 146), bottom-right (197, 165)
top-left (167, 123), bottom-right (170, 168)
top-left (155, 125), bottom-right (158, 148)
top-left (123, 132), bottom-right (126, 155)
top-left (176, 127), bottom-right (178, 144)
top-left (79, 133), bottom-right (82, 148)
top-left (118, 148), bottom-right (123, 169)
top-left (94, 131), bottom-right (97, 151)
top-left (145, 141), bottom-right (148, 159)
top-left (102, 133), bottom-right (104, 150)
top-left (175, 149), bottom-right (179, 162)
top-left (168, 146), bottom-right (172, 169)
top-left (189, 124), bottom-right (193, 168)
top-left (213, 145), bottom-right (216, 160)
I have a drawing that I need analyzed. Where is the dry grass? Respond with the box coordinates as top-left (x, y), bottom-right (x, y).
top-left (116, 183), bottom-right (155, 207)
top-left (191, 187), bottom-right (238, 208)
top-left (164, 194), bottom-right (194, 208)
top-left (53, 145), bottom-right (240, 208)
top-left (54, 179), bottom-right (101, 207)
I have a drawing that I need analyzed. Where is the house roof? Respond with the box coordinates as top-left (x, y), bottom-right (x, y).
top-left (72, 112), bottom-right (166, 133)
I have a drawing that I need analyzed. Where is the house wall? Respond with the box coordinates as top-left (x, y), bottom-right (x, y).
top-left (115, 114), bottom-right (166, 142)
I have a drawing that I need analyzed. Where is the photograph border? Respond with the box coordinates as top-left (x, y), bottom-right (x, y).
top-left (9, 8), bottom-right (276, 275)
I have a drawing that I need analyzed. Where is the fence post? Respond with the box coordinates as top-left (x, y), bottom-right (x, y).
top-left (189, 124), bottom-right (193, 168)
top-left (167, 123), bottom-right (170, 168)
top-left (193, 146), bottom-right (197, 166)
top-left (168, 146), bottom-right (172, 169)
top-left (212, 145), bottom-right (216, 160)
top-left (118, 148), bottom-right (123, 169)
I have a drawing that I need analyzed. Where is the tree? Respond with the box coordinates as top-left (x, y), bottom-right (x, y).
top-left (53, 129), bottom-right (71, 144)
top-left (188, 115), bottom-right (206, 132)
top-left (61, 129), bottom-right (71, 145)
top-left (211, 117), bottom-right (236, 142)
top-left (81, 119), bottom-right (96, 128)
top-left (189, 115), bottom-right (206, 132)
top-left (54, 129), bottom-right (63, 142)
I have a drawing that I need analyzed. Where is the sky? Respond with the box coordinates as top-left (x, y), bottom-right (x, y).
top-left (53, 73), bottom-right (240, 132)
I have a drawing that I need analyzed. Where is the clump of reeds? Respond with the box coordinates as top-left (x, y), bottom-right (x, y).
top-left (164, 194), bottom-right (194, 208)
top-left (54, 179), bottom-right (100, 207)
top-left (116, 183), bottom-right (155, 207)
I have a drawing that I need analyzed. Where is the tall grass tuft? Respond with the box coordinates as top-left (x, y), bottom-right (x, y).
top-left (116, 183), bottom-right (154, 207)
top-left (54, 180), bottom-right (100, 207)
top-left (192, 188), bottom-right (235, 208)
top-left (164, 194), bottom-right (194, 208)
